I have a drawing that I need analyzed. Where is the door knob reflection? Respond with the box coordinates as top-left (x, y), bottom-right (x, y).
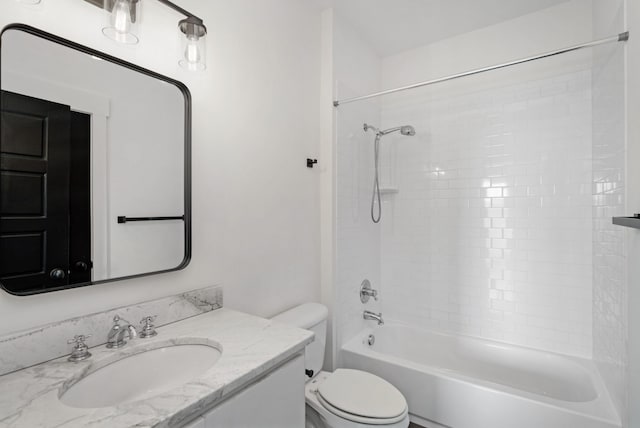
top-left (49, 269), bottom-right (66, 280)
top-left (74, 261), bottom-right (89, 272)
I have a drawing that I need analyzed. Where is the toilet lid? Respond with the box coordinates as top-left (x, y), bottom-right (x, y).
top-left (317, 369), bottom-right (407, 421)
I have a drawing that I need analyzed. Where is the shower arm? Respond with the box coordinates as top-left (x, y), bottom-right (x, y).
top-left (334, 31), bottom-right (629, 107)
top-left (379, 126), bottom-right (402, 136)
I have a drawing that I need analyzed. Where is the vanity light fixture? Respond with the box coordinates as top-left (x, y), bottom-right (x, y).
top-left (178, 15), bottom-right (207, 71)
top-left (102, 0), bottom-right (140, 45)
top-left (98, 0), bottom-right (207, 70)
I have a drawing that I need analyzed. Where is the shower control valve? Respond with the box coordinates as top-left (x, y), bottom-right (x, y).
top-left (360, 279), bottom-right (378, 303)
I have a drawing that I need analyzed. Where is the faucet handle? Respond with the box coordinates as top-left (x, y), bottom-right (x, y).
top-left (67, 335), bottom-right (92, 362)
top-left (360, 279), bottom-right (379, 303)
top-left (139, 315), bottom-right (158, 338)
top-left (67, 334), bottom-right (92, 345)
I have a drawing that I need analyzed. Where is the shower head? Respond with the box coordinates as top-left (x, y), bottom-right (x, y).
top-left (363, 122), bottom-right (415, 224)
top-left (363, 123), bottom-right (416, 137)
top-left (380, 125), bottom-right (416, 136)
top-left (400, 125), bottom-right (416, 136)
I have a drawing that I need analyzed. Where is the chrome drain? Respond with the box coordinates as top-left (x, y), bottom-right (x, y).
top-left (367, 334), bottom-right (375, 346)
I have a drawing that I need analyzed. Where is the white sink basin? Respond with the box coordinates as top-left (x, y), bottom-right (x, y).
top-left (60, 343), bottom-right (222, 408)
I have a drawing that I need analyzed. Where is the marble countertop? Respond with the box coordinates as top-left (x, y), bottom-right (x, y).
top-left (0, 308), bottom-right (314, 428)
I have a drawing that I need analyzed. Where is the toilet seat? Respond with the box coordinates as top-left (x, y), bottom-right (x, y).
top-left (316, 393), bottom-right (408, 425)
top-left (315, 369), bottom-right (408, 425)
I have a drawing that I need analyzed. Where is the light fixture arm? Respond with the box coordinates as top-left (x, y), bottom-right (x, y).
top-left (155, 0), bottom-right (207, 39)
top-left (155, 0), bottom-right (203, 24)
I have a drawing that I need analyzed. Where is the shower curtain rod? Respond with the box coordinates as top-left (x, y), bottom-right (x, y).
top-left (333, 31), bottom-right (629, 107)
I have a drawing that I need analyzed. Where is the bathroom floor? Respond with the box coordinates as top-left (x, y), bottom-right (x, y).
top-left (409, 423), bottom-right (425, 428)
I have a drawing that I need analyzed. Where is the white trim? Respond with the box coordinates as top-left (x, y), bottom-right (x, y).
top-left (2, 69), bottom-right (110, 117)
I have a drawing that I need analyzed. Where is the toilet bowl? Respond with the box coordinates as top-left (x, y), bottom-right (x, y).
top-left (305, 371), bottom-right (409, 428)
top-left (272, 303), bottom-right (410, 428)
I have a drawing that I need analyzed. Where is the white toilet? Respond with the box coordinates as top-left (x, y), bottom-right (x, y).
top-left (272, 303), bottom-right (410, 428)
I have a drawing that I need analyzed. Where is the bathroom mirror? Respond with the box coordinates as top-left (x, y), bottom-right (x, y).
top-left (0, 25), bottom-right (191, 295)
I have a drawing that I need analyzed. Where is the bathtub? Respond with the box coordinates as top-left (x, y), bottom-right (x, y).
top-left (341, 324), bottom-right (620, 428)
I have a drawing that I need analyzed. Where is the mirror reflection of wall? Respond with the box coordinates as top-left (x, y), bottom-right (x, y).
top-left (0, 27), bottom-right (190, 294)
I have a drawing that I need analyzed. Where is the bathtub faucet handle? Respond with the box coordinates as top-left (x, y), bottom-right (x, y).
top-left (360, 279), bottom-right (378, 303)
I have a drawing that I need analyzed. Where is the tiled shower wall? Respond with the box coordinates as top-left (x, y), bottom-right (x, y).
top-left (333, 2), bottom-right (627, 374)
top-left (591, 0), bottom-right (627, 420)
top-left (378, 65), bottom-right (594, 357)
top-left (335, 94), bottom-right (381, 353)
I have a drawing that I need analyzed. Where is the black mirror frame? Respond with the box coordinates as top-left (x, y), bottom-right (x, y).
top-left (0, 23), bottom-right (192, 296)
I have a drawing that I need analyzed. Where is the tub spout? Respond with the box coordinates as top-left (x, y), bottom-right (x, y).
top-left (363, 310), bottom-right (384, 325)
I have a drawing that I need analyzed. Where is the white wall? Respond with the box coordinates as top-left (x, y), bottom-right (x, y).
top-left (319, 9), bottom-right (336, 370)
top-left (0, 0), bottom-right (322, 336)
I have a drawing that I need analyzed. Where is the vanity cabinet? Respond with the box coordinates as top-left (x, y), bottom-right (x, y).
top-left (182, 353), bottom-right (305, 428)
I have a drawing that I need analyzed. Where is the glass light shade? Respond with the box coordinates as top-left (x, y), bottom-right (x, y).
top-left (178, 18), bottom-right (207, 71)
top-left (102, 0), bottom-right (140, 45)
top-left (179, 35), bottom-right (206, 71)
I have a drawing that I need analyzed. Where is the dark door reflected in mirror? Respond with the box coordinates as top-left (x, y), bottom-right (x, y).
top-left (1, 92), bottom-right (92, 293)
top-left (0, 25), bottom-right (191, 295)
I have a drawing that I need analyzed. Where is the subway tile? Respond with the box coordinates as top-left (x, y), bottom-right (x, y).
top-left (337, 67), bottom-right (623, 362)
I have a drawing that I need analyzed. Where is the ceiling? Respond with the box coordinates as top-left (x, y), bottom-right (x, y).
top-left (311, 0), bottom-right (571, 56)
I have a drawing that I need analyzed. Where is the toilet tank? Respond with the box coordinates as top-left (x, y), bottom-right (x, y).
top-left (272, 303), bottom-right (328, 377)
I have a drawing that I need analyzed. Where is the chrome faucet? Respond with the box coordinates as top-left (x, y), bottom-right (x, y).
top-left (106, 315), bottom-right (137, 349)
top-left (363, 310), bottom-right (384, 325)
